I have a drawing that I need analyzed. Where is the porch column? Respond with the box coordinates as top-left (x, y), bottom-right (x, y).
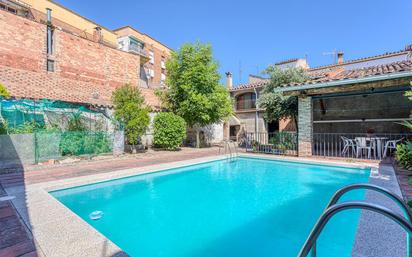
top-left (298, 96), bottom-right (313, 157)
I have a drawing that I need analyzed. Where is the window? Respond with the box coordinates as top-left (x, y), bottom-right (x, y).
top-left (149, 51), bottom-right (154, 64)
top-left (146, 68), bottom-right (154, 78)
top-left (47, 59), bottom-right (55, 72)
top-left (160, 73), bottom-right (166, 84)
top-left (236, 93), bottom-right (256, 110)
top-left (47, 27), bottom-right (54, 55)
top-left (161, 56), bottom-right (166, 69)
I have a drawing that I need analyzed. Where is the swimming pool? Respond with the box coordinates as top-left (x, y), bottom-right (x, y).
top-left (51, 157), bottom-right (370, 257)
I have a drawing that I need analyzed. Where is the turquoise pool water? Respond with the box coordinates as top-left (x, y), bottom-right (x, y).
top-left (51, 157), bottom-right (370, 257)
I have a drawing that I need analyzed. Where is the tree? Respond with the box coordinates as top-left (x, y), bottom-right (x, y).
top-left (112, 84), bottom-right (150, 146)
top-left (257, 66), bottom-right (309, 129)
top-left (161, 42), bottom-right (232, 147)
top-left (153, 112), bottom-right (186, 150)
top-left (0, 83), bottom-right (10, 98)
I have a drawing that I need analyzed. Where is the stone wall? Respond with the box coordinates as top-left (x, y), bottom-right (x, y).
top-left (298, 96), bottom-right (313, 156)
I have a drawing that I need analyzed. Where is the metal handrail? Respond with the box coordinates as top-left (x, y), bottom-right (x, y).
top-left (327, 183), bottom-right (412, 221)
top-left (305, 183), bottom-right (412, 257)
top-left (298, 201), bottom-right (412, 257)
top-left (220, 140), bottom-right (238, 161)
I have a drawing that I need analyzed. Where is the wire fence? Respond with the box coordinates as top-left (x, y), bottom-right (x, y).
top-left (0, 131), bottom-right (117, 166)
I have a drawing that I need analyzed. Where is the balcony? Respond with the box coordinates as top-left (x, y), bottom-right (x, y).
top-left (128, 44), bottom-right (149, 58)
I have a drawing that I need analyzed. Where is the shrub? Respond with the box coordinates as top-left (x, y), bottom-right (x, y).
top-left (0, 83), bottom-right (10, 98)
top-left (153, 112), bottom-right (186, 150)
top-left (396, 142), bottom-right (412, 170)
top-left (83, 132), bottom-right (111, 154)
top-left (269, 131), bottom-right (296, 150)
top-left (7, 121), bottom-right (44, 134)
top-left (60, 131), bottom-right (85, 156)
top-left (112, 84), bottom-right (150, 145)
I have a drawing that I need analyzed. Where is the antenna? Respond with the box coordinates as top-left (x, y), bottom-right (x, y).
top-left (323, 49), bottom-right (338, 64)
top-left (256, 65), bottom-right (260, 75)
top-left (238, 60), bottom-right (242, 83)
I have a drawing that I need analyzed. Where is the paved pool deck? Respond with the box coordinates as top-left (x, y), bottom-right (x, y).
top-left (0, 149), bottom-right (406, 257)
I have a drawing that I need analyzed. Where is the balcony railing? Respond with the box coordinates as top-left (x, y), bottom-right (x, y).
top-left (241, 132), bottom-right (298, 156)
top-left (313, 133), bottom-right (412, 160)
top-left (236, 99), bottom-right (256, 111)
top-left (128, 44), bottom-right (149, 57)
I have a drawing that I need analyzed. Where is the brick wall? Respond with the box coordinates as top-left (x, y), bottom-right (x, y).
top-left (298, 96), bottom-right (313, 156)
top-left (0, 10), bottom-right (141, 106)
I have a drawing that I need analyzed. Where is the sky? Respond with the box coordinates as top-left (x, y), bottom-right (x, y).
top-left (56, 0), bottom-right (412, 85)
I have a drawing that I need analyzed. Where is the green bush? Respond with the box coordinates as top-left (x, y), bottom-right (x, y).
top-left (60, 131), bottom-right (85, 156)
top-left (83, 132), bottom-right (111, 154)
top-left (7, 121), bottom-right (44, 134)
top-left (0, 83), bottom-right (10, 98)
top-left (153, 112), bottom-right (186, 150)
top-left (269, 131), bottom-right (296, 150)
top-left (112, 84), bottom-right (150, 145)
top-left (396, 142), bottom-right (412, 170)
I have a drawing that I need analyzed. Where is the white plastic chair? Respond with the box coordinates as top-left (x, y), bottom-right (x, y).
top-left (341, 136), bottom-right (356, 156)
top-left (355, 137), bottom-right (375, 159)
top-left (383, 138), bottom-right (404, 158)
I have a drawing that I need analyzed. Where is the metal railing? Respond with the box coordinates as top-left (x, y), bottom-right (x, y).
top-left (298, 184), bottom-right (412, 257)
top-left (128, 44), bottom-right (149, 57)
top-left (313, 133), bottom-right (412, 160)
top-left (242, 132), bottom-right (297, 156)
top-left (219, 140), bottom-right (238, 161)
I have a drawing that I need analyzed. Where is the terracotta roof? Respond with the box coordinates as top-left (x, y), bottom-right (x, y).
top-left (275, 58), bottom-right (299, 65)
top-left (280, 60), bottom-right (412, 90)
top-left (230, 60), bottom-right (412, 92)
top-left (229, 79), bottom-right (269, 91)
top-left (309, 49), bottom-right (409, 71)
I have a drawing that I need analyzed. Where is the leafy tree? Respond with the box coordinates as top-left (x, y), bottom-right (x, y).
top-left (161, 42), bottom-right (232, 147)
top-left (153, 112), bottom-right (186, 150)
top-left (0, 83), bottom-right (10, 98)
top-left (112, 84), bottom-right (150, 145)
top-left (257, 66), bottom-right (309, 129)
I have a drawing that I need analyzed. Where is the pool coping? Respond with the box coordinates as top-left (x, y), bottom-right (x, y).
top-left (4, 153), bottom-right (396, 257)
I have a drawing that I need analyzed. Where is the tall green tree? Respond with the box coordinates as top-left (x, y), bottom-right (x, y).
top-left (112, 84), bottom-right (150, 146)
top-left (161, 42), bottom-right (232, 147)
top-left (257, 66), bottom-right (309, 129)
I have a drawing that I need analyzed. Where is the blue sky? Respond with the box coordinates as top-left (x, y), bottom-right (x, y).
top-left (57, 0), bottom-right (412, 85)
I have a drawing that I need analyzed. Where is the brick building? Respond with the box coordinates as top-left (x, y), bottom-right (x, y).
top-left (0, 0), bottom-right (162, 111)
top-left (114, 26), bottom-right (173, 89)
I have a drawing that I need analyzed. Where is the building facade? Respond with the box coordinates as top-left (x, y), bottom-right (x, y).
top-left (226, 46), bottom-right (412, 143)
top-left (0, 0), bottom-right (163, 110)
top-left (114, 26), bottom-right (173, 89)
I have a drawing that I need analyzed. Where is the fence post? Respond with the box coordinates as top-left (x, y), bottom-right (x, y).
top-left (34, 131), bottom-right (38, 164)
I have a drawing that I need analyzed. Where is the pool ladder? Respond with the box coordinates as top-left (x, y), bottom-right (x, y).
top-left (220, 140), bottom-right (238, 161)
top-left (298, 183), bottom-right (412, 257)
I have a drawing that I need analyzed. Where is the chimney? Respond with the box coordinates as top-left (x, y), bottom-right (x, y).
top-left (46, 8), bottom-right (52, 24)
top-left (225, 72), bottom-right (233, 89)
top-left (93, 26), bottom-right (103, 43)
top-left (337, 52), bottom-right (344, 64)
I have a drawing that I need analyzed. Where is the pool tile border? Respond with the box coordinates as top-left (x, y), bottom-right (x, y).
top-left (5, 154), bottom-right (387, 257)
